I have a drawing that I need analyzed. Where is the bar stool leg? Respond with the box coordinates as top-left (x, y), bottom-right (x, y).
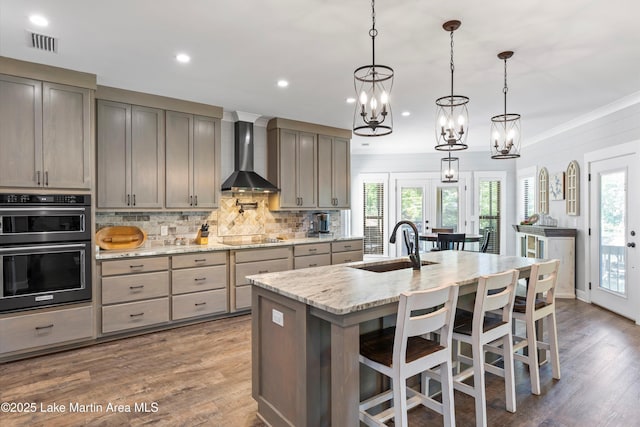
top-left (393, 376), bottom-right (409, 427)
top-left (472, 339), bottom-right (488, 427)
top-left (503, 334), bottom-right (516, 412)
top-left (549, 311), bottom-right (561, 380)
top-left (526, 314), bottom-right (541, 395)
top-left (441, 359), bottom-right (456, 427)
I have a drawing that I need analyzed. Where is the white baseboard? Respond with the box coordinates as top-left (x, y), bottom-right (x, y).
top-left (576, 289), bottom-right (589, 302)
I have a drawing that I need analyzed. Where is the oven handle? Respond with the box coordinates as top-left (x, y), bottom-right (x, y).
top-left (0, 207), bottom-right (88, 212)
top-left (0, 243), bottom-right (87, 253)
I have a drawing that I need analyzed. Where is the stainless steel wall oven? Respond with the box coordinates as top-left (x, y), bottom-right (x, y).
top-left (0, 194), bottom-right (92, 312)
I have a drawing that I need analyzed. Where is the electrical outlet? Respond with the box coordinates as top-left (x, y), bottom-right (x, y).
top-left (272, 309), bottom-right (284, 327)
top-left (160, 226), bottom-right (168, 236)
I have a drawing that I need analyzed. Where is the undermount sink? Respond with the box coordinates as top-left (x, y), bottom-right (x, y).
top-left (352, 259), bottom-right (437, 273)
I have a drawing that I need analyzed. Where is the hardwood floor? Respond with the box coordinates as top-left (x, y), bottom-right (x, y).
top-left (1, 299), bottom-right (639, 426)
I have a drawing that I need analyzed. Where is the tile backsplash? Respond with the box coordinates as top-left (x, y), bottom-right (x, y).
top-left (95, 194), bottom-right (342, 245)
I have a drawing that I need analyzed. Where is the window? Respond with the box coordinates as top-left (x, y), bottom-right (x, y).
top-left (363, 182), bottom-right (385, 255)
top-left (519, 175), bottom-right (535, 221)
top-left (478, 180), bottom-right (501, 254)
top-left (566, 160), bottom-right (580, 215)
top-left (437, 186), bottom-right (459, 231)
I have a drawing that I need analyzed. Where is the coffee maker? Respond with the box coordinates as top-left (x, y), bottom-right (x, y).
top-left (308, 212), bottom-right (331, 236)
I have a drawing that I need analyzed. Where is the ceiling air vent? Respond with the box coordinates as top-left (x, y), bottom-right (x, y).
top-left (28, 32), bottom-right (57, 53)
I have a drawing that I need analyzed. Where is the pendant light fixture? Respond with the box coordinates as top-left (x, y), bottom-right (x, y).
top-left (353, 0), bottom-right (394, 137)
top-left (435, 20), bottom-right (469, 151)
top-left (441, 152), bottom-right (459, 183)
top-left (490, 51), bottom-right (521, 159)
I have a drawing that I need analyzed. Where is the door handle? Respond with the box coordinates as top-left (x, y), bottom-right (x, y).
top-left (36, 170), bottom-right (41, 186)
top-left (45, 171), bottom-right (49, 186)
top-left (627, 242), bottom-right (636, 248)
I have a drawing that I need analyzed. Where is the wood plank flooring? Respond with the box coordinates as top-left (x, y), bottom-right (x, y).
top-left (1, 299), bottom-right (639, 426)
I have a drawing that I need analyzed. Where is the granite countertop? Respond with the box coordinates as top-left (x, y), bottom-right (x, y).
top-left (247, 251), bottom-right (539, 315)
top-left (96, 235), bottom-right (363, 260)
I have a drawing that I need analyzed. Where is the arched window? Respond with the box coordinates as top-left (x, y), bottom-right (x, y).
top-left (538, 167), bottom-right (549, 214)
top-left (566, 161), bottom-right (580, 215)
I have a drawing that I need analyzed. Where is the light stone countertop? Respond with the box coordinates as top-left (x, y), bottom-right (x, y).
top-left (95, 235), bottom-right (363, 260)
top-left (247, 251), bottom-right (540, 315)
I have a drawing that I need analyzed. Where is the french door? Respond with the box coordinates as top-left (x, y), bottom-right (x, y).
top-left (393, 174), bottom-right (467, 256)
top-left (589, 153), bottom-right (639, 321)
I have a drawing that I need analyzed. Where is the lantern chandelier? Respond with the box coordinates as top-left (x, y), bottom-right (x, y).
top-left (441, 152), bottom-right (459, 183)
top-left (353, 0), bottom-right (394, 137)
top-left (435, 20), bottom-right (469, 151)
top-left (490, 51), bottom-right (521, 159)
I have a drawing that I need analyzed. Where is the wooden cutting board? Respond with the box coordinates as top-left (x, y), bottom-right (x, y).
top-left (96, 226), bottom-right (147, 250)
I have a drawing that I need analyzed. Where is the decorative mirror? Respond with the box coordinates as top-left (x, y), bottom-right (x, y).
top-left (538, 167), bottom-right (549, 214)
top-left (566, 160), bottom-right (580, 215)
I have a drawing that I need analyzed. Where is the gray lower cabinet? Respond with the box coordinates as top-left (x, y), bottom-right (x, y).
top-left (0, 75), bottom-right (91, 189)
top-left (294, 242), bottom-right (331, 269)
top-left (232, 247), bottom-right (292, 312)
top-left (165, 111), bottom-right (218, 209)
top-left (171, 252), bottom-right (228, 320)
top-left (0, 306), bottom-right (93, 355)
top-left (318, 135), bottom-right (350, 209)
top-left (331, 239), bottom-right (364, 265)
top-left (97, 100), bottom-right (164, 208)
top-left (100, 256), bottom-right (170, 334)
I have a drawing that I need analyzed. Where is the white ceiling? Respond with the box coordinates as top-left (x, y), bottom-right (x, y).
top-left (1, 0), bottom-right (639, 155)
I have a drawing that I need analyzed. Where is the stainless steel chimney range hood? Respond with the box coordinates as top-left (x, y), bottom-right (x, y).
top-left (221, 112), bottom-right (279, 193)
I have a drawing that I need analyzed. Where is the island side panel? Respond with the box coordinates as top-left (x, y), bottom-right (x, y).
top-left (252, 286), bottom-right (312, 427)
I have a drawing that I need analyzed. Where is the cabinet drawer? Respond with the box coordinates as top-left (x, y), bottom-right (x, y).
top-left (172, 252), bottom-right (227, 269)
top-left (102, 298), bottom-right (169, 334)
top-left (332, 240), bottom-right (363, 253)
top-left (235, 258), bottom-right (290, 286)
top-left (101, 257), bottom-right (169, 276)
top-left (0, 306), bottom-right (93, 354)
top-left (172, 265), bottom-right (227, 294)
top-left (294, 243), bottom-right (330, 256)
top-left (294, 253), bottom-right (331, 270)
top-left (235, 285), bottom-right (252, 311)
top-left (332, 250), bottom-right (363, 265)
top-left (172, 289), bottom-right (227, 320)
top-left (102, 271), bottom-right (169, 304)
top-left (235, 247), bottom-right (290, 263)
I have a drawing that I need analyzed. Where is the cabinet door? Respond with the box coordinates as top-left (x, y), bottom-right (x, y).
top-left (42, 83), bottom-right (91, 189)
top-left (131, 106), bottom-right (164, 208)
top-left (192, 115), bottom-right (217, 208)
top-left (165, 111), bottom-right (193, 208)
top-left (0, 75), bottom-right (42, 188)
top-left (278, 129), bottom-right (299, 208)
top-left (331, 137), bottom-right (350, 208)
top-left (97, 100), bottom-right (131, 208)
top-left (297, 131), bottom-right (317, 208)
top-left (317, 135), bottom-right (333, 208)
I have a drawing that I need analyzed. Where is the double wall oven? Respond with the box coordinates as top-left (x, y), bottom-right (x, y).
top-left (0, 194), bottom-right (92, 313)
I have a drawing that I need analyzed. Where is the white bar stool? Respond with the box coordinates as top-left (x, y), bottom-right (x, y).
top-left (359, 284), bottom-right (459, 427)
top-left (451, 269), bottom-right (519, 427)
top-left (512, 259), bottom-right (561, 395)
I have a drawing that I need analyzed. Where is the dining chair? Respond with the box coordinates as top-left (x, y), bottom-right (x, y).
top-left (434, 233), bottom-right (466, 251)
top-left (480, 230), bottom-right (493, 253)
top-left (359, 284), bottom-right (459, 427)
top-left (512, 259), bottom-right (561, 395)
top-left (430, 228), bottom-right (454, 249)
top-left (451, 269), bottom-right (519, 427)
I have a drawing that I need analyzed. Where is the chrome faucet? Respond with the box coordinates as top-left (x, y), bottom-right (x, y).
top-left (390, 220), bottom-right (421, 270)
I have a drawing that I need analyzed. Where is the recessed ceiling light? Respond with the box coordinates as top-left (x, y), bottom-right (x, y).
top-left (29, 14), bottom-right (49, 27)
top-left (401, 111), bottom-right (411, 117)
top-left (346, 97), bottom-right (356, 104)
top-left (277, 80), bottom-right (289, 88)
top-left (176, 53), bottom-right (191, 63)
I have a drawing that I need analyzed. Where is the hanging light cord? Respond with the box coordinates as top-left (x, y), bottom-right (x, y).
top-left (503, 58), bottom-right (509, 116)
top-left (369, 0), bottom-right (378, 66)
top-left (449, 30), bottom-right (455, 98)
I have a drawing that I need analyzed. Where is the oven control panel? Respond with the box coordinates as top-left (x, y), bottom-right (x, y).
top-left (0, 194), bottom-right (90, 205)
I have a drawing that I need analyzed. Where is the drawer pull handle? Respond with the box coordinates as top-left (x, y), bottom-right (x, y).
top-left (194, 259), bottom-right (207, 263)
top-left (344, 245), bottom-right (352, 249)
top-left (194, 302), bottom-right (207, 307)
top-left (129, 285), bottom-right (145, 290)
top-left (258, 270), bottom-right (269, 274)
top-left (344, 259), bottom-right (352, 262)
top-left (309, 263), bottom-right (317, 267)
top-left (35, 324), bottom-right (54, 331)
top-left (194, 277), bottom-right (207, 282)
top-left (308, 248), bottom-right (317, 252)
top-left (129, 312), bottom-right (144, 318)
top-left (129, 264), bottom-right (144, 269)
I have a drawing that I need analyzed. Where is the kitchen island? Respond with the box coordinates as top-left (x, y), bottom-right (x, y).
top-left (247, 251), bottom-right (539, 427)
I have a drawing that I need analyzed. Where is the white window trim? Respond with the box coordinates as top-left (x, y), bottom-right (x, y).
top-left (517, 166), bottom-right (537, 222)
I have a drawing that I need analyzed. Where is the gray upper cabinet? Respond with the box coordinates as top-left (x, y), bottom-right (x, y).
top-left (318, 135), bottom-right (350, 209)
top-left (97, 100), bottom-right (164, 208)
top-left (165, 111), bottom-right (217, 209)
top-left (268, 128), bottom-right (317, 209)
top-left (0, 75), bottom-right (91, 189)
top-left (267, 118), bottom-right (350, 211)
